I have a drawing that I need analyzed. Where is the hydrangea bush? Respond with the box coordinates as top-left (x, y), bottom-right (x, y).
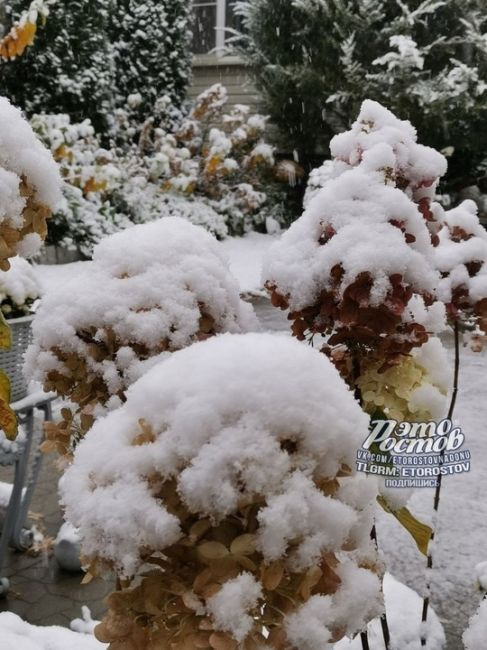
top-left (31, 85), bottom-right (293, 256)
top-left (25, 218), bottom-right (256, 457)
top-left (150, 83), bottom-right (293, 235)
top-left (265, 99), bottom-right (450, 422)
top-left (0, 94), bottom-right (61, 441)
top-left (0, 97), bottom-right (61, 270)
top-left (265, 99), bottom-right (487, 646)
top-left (62, 333), bottom-right (382, 650)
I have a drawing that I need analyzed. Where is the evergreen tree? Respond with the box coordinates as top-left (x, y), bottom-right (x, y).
top-left (0, 0), bottom-right (192, 138)
top-left (235, 0), bottom-right (487, 190)
top-left (0, 0), bottom-right (113, 134)
top-left (109, 0), bottom-right (192, 126)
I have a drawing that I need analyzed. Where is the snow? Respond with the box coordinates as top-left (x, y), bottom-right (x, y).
top-left (62, 332), bottom-right (373, 568)
top-left (62, 332), bottom-right (381, 643)
top-left (220, 231), bottom-right (278, 295)
top-left (476, 561), bottom-right (487, 591)
top-left (463, 598), bottom-right (487, 650)
top-left (0, 97), bottom-right (61, 213)
top-left (330, 100), bottom-right (447, 196)
top-left (25, 218), bottom-right (256, 406)
top-left (0, 257), bottom-right (41, 315)
top-left (207, 573), bottom-right (263, 641)
top-left (373, 35), bottom-right (425, 71)
top-left (264, 169), bottom-right (439, 316)
top-left (70, 607), bottom-right (100, 636)
top-left (334, 573), bottom-right (445, 649)
top-left (53, 521), bottom-right (82, 572)
top-left (0, 612), bottom-right (106, 650)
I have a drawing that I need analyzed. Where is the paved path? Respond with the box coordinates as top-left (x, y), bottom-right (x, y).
top-left (0, 452), bottom-right (114, 627)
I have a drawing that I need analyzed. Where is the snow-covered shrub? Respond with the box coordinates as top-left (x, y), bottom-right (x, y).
top-left (30, 85), bottom-right (295, 253)
top-left (62, 333), bottom-right (382, 649)
top-left (0, 0), bottom-right (113, 135)
top-left (25, 218), bottom-right (256, 457)
top-left (137, 83), bottom-right (294, 235)
top-left (109, 157), bottom-right (229, 240)
top-left (30, 112), bottom-right (228, 256)
top-left (30, 113), bottom-right (133, 257)
top-left (264, 100), bottom-right (449, 421)
top-left (0, 256), bottom-right (41, 318)
top-left (0, 97), bottom-right (61, 270)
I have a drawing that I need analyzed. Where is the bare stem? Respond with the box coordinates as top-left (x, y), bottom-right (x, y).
top-left (420, 320), bottom-right (460, 645)
top-left (353, 349), bottom-right (391, 650)
top-left (360, 631), bottom-right (370, 650)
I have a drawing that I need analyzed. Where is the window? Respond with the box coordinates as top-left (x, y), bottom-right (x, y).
top-left (192, 0), bottom-right (241, 56)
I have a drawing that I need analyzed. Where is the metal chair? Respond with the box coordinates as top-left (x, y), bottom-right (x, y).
top-left (0, 315), bottom-right (55, 595)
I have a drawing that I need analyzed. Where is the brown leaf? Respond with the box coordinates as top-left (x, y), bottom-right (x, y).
top-left (209, 632), bottom-right (238, 650)
top-left (261, 562), bottom-right (284, 591)
top-left (230, 534), bottom-right (256, 556)
top-left (198, 541), bottom-right (229, 561)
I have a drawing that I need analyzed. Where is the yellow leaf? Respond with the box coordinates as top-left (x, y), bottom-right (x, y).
top-left (0, 370), bottom-right (10, 403)
top-left (0, 311), bottom-right (11, 349)
top-left (377, 495), bottom-right (432, 556)
top-left (0, 392), bottom-right (17, 441)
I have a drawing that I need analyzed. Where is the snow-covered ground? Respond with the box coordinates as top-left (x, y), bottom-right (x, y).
top-left (377, 343), bottom-right (487, 647)
top-left (32, 232), bottom-right (278, 297)
top-left (0, 610), bottom-right (105, 650)
top-left (31, 234), bottom-right (486, 648)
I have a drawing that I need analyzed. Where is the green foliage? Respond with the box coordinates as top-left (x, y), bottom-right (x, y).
top-left (109, 0), bottom-right (192, 126)
top-left (235, 0), bottom-right (487, 189)
top-left (0, 0), bottom-right (192, 137)
top-left (0, 0), bottom-right (113, 133)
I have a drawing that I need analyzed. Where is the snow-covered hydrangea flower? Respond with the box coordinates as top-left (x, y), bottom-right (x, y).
top-left (265, 101), bottom-right (446, 378)
top-left (0, 97), bottom-right (62, 269)
top-left (435, 199), bottom-right (487, 335)
top-left (0, 256), bottom-right (41, 318)
top-left (63, 333), bottom-right (381, 650)
top-left (25, 217), bottom-right (256, 456)
top-left (357, 337), bottom-right (450, 422)
top-left (329, 99), bottom-right (447, 201)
